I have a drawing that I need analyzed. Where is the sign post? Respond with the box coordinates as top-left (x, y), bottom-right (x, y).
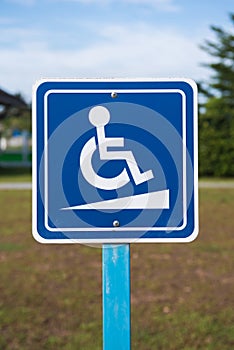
top-left (33, 78), bottom-right (198, 350)
top-left (102, 244), bottom-right (131, 350)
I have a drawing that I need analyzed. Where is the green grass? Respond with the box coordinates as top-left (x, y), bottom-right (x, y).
top-left (0, 152), bottom-right (32, 162)
top-left (0, 189), bottom-right (233, 349)
top-left (0, 167), bottom-right (32, 182)
top-left (199, 177), bottom-right (234, 182)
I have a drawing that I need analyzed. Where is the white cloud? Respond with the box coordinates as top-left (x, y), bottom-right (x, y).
top-left (0, 23), bottom-right (209, 101)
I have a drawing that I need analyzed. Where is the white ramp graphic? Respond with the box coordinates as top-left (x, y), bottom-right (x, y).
top-left (61, 189), bottom-right (169, 210)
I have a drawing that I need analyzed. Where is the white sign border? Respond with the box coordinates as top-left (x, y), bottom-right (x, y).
top-left (32, 78), bottom-right (198, 243)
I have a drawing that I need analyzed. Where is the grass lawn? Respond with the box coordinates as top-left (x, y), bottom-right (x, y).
top-left (0, 167), bottom-right (31, 183)
top-left (0, 189), bottom-right (233, 349)
top-left (199, 177), bottom-right (234, 183)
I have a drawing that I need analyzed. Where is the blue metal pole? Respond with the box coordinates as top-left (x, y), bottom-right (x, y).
top-left (102, 244), bottom-right (131, 350)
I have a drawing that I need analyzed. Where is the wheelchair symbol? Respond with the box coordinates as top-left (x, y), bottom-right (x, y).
top-left (80, 106), bottom-right (154, 190)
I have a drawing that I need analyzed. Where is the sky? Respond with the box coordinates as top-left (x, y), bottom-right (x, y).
top-left (0, 0), bottom-right (233, 102)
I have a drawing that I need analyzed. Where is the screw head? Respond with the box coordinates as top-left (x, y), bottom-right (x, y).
top-left (113, 220), bottom-right (120, 227)
top-left (111, 92), bottom-right (118, 98)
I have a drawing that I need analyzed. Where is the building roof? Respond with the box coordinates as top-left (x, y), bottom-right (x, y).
top-left (0, 88), bottom-right (26, 108)
top-left (0, 88), bottom-right (27, 120)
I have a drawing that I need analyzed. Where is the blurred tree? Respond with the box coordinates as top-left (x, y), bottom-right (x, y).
top-left (1, 93), bottom-right (31, 136)
top-left (199, 13), bottom-right (234, 176)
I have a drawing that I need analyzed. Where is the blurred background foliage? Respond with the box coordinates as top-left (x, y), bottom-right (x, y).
top-left (1, 97), bottom-right (31, 138)
top-left (199, 13), bottom-right (234, 177)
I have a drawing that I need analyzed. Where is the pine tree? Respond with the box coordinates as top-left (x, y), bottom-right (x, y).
top-left (199, 14), bottom-right (234, 177)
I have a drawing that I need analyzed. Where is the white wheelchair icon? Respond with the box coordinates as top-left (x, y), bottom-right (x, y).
top-left (80, 106), bottom-right (154, 190)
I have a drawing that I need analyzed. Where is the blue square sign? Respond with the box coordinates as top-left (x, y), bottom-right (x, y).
top-left (32, 79), bottom-right (198, 243)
